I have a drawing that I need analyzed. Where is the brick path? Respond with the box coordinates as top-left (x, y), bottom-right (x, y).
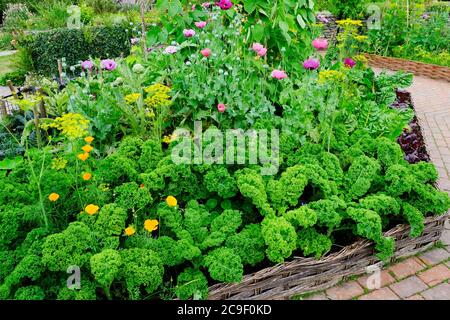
top-left (303, 71), bottom-right (450, 300)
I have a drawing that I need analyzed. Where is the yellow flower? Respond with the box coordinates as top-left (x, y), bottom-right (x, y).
top-left (318, 70), bottom-right (346, 84)
top-left (162, 135), bottom-right (171, 144)
top-left (45, 113), bottom-right (90, 140)
top-left (336, 19), bottom-right (363, 27)
top-left (77, 153), bottom-right (89, 161)
top-left (82, 145), bottom-right (94, 153)
top-left (51, 157), bottom-right (68, 171)
top-left (125, 93), bottom-right (141, 105)
top-left (144, 219), bottom-right (159, 232)
top-left (144, 83), bottom-right (171, 108)
top-left (166, 196), bottom-right (177, 207)
top-left (82, 172), bottom-right (92, 181)
top-left (354, 54), bottom-right (368, 64)
top-left (48, 193), bottom-right (60, 202)
top-left (124, 226), bottom-right (136, 236)
top-left (85, 204), bottom-right (99, 215)
top-left (354, 35), bottom-right (368, 42)
top-left (84, 136), bottom-right (94, 144)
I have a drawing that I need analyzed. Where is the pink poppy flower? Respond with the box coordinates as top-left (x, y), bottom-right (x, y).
top-left (101, 59), bottom-right (117, 71)
top-left (257, 47), bottom-right (267, 57)
top-left (202, 2), bottom-right (211, 8)
top-left (217, 0), bottom-right (233, 10)
top-left (217, 103), bottom-right (226, 112)
top-left (312, 38), bottom-right (328, 51)
top-left (303, 58), bottom-right (320, 70)
top-left (195, 21), bottom-right (207, 29)
top-left (201, 48), bottom-right (211, 57)
top-left (183, 29), bottom-right (196, 38)
top-left (81, 60), bottom-right (93, 70)
top-left (344, 57), bottom-right (356, 68)
top-left (252, 43), bottom-right (264, 52)
top-left (271, 70), bottom-right (287, 80)
top-left (192, 4), bottom-right (196, 10)
top-left (165, 46), bottom-right (178, 54)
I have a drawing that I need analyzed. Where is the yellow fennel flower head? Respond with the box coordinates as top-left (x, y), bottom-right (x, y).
top-left (85, 204), bottom-right (99, 215)
top-left (318, 70), bottom-right (345, 84)
top-left (82, 172), bottom-right (92, 181)
top-left (77, 153), bottom-right (89, 161)
top-left (144, 219), bottom-right (159, 232)
top-left (354, 35), bottom-right (368, 42)
top-left (51, 157), bottom-right (68, 171)
top-left (84, 136), bottom-right (94, 144)
top-left (125, 93), bottom-right (141, 105)
top-left (162, 135), bottom-right (171, 144)
top-left (336, 19), bottom-right (363, 27)
top-left (82, 145), bottom-right (94, 153)
top-left (48, 113), bottom-right (90, 140)
top-left (354, 54), bottom-right (368, 65)
top-left (48, 193), bottom-right (60, 202)
top-left (166, 195), bottom-right (177, 207)
top-left (144, 83), bottom-right (171, 108)
top-left (124, 226), bottom-right (136, 236)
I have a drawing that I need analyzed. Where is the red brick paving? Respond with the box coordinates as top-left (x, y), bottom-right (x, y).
top-left (388, 257), bottom-right (426, 280)
top-left (325, 281), bottom-right (364, 300)
top-left (389, 276), bottom-right (428, 298)
top-left (358, 287), bottom-right (399, 300)
top-left (418, 264), bottom-right (450, 286)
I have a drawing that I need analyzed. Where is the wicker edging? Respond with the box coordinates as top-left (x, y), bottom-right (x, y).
top-left (365, 53), bottom-right (450, 82)
top-left (207, 213), bottom-right (448, 300)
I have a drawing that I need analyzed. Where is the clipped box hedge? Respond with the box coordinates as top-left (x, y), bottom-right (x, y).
top-left (21, 25), bottom-right (131, 76)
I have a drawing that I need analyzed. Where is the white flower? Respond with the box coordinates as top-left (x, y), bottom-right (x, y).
top-left (69, 66), bottom-right (75, 71)
top-left (186, 61), bottom-right (191, 65)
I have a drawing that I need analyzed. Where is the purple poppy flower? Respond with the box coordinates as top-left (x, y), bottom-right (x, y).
top-left (344, 57), bottom-right (356, 68)
top-left (81, 60), bottom-right (94, 70)
top-left (165, 46), bottom-right (178, 54)
top-left (101, 59), bottom-right (117, 71)
top-left (303, 58), bottom-right (320, 70)
top-left (183, 29), bottom-right (196, 38)
top-left (216, 0), bottom-right (233, 10)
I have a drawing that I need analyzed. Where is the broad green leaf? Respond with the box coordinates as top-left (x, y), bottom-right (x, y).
top-left (252, 23), bottom-right (265, 42)
top-left (244, 0), bottom-right (257, 13)
top-left (296, 14), bottom-right (306, 29)
top-left (0, 156), bottom-right (23, 170)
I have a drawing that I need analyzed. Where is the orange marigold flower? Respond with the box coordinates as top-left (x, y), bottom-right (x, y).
top-left (144, 219), bottom-right (159, 232)
top-left (84, 136), bottom-right (94, 144)
top-left (48, 193), bottom-right (60, 202)
top-left (166, 195), bottom-right (177, 207)
top-left (77, 153), bottom-right (89, 161)
top-left (82, 172), bottom-right (92, 181)
top-left (124, 226), bottom-right (136, 236)
top-left (82, 145), bottom-right (94, 153)
top-left (85, 204), bottom-right (100, 215)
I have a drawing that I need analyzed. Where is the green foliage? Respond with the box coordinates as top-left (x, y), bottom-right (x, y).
top-left (345, 156), bottom-right (381, 200)
top-left (57, 279), bottom-right (97, 300)
top-left (283, 206), bottom-right (317, 228)
top-left (20, 25), bottom-right (130, 75)
top-left (14, 285), bottom-right (45, 300)
top-left (204, 166), bottom-right (238, 199)
top-left (120, 248), bottom-right (164, 299)
top-left (90, 249), bottom-right (122, 289)
top-left (309, 197), bottom-right (346, 231)
top-left (236, 168), bottom-right (274, 216)
top-left (204, 247), bottom-right (243, 283)
top-left (402, 202), bottom-right (424, 238)
top-left (261, 215), bottom-right (297, 263)
top-left (297, 228), bottom-right (332, 259)
top-left (114, 182), bottom-right (153, 212)
top-left (175, 268), bottom-right (209, 300)
top-left (0, 69), bottom-right (27, 86)
top-left (42, 222), bottom-right (97, 272)
top-left (226, 224), bottom-right (266, 266)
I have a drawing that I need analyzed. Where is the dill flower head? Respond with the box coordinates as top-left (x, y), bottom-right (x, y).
top-left (51, 157), bottom-right (68, 171)
top-left (46, 113), bottom-right (90, 140)
top-left (336, 19), bottom-right (363, 27)
top-left (318, 70), bottom-right (346, 84)
top-left (144, 84), bottom-right (171, 108)
top-left (125, 93), bottom-right (141, 105)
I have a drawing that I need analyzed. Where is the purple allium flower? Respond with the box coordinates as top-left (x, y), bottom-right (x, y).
top-left (81, 60), bottom-right (94, 70)
top-left (183, 29), bottom-right (196, 38)
top-left (316, 14), bottom-right (329, 24)
top-left (344, 57), bottom-right (356, 68)
top-left (164, 46), bottom-right (178, 54)
top-left (216, 0), bottom-right (233, 10)
top-left (421, 13), bottom-right (430, 20)
top-left (100, 59), bottom-right (117, 71)
top-left (303, 58), bottom-right (320, 70)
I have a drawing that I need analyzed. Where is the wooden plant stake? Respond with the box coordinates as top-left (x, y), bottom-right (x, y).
top-left (0, 100), bottom-right (7, 119)
top-left (57, 59), bottom-right (64, 84)
top-left (7, 80), bottom-right (18, 99)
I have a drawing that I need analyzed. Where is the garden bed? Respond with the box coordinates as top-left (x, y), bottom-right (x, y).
top-left (207, 89), bottom-right (447, 300)
top-left (365, 54), bottom-right (450, 82)
top-left (207, 213), bottom-right (447, 300)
